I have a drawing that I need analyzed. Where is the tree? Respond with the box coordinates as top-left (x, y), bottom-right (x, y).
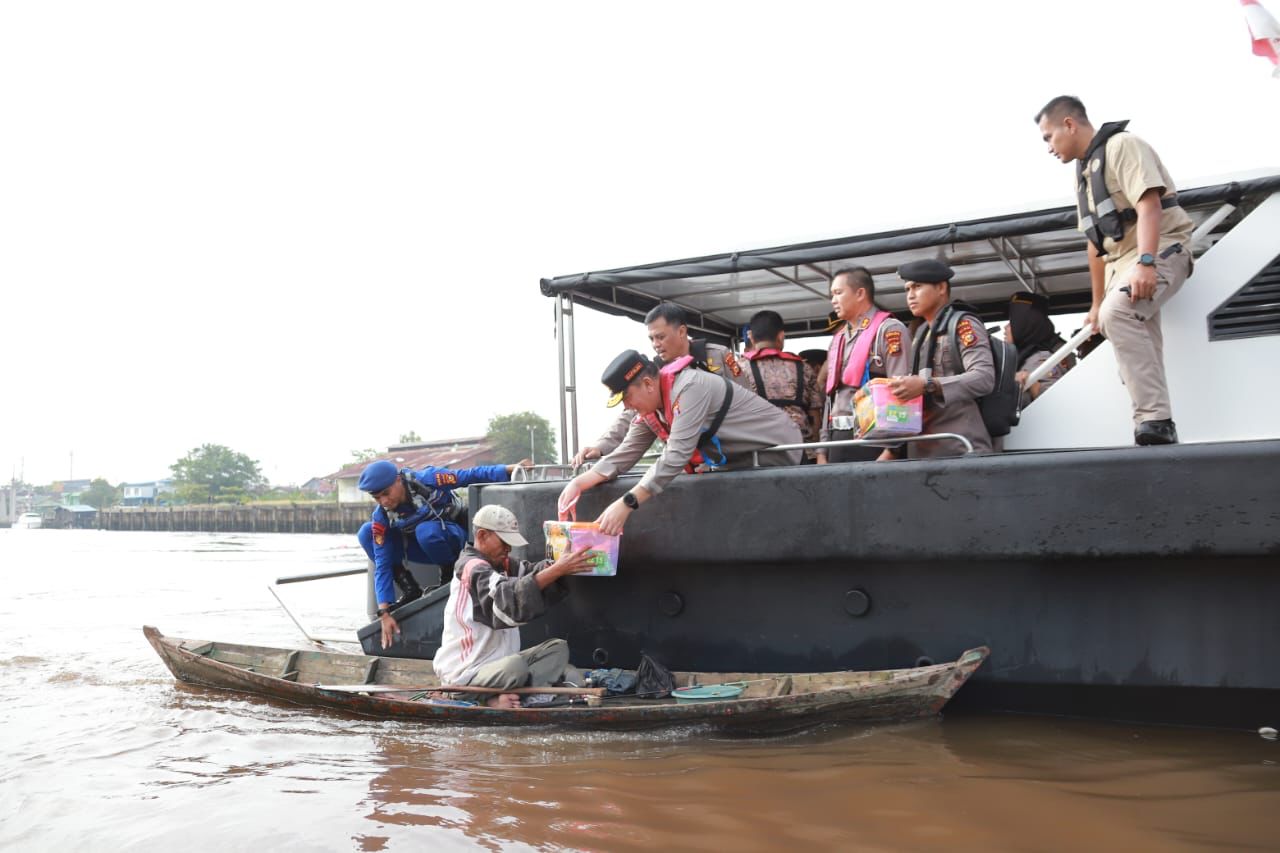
top-left (486, 411), bottom-right (557, 464)
top-left (82, 478), bottom-right (120, 509)
top-left (351, 448), bottom-right (380, 463)
top-left (170, 444), bottom-right (267, 503)
top-left (398, 430), bottom-right (422, 444)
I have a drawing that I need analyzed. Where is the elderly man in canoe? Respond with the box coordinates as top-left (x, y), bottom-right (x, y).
top-left (431, 505), bottom-right (595, 709)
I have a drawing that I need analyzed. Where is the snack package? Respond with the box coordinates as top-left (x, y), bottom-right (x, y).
top-left (542, 520), bottom-right (619, 576)
top-left (855, 377), bottom-right (923, 438)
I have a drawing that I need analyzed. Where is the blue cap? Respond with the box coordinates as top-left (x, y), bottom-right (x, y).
top-left (358, 460), bottom-right (399, 492)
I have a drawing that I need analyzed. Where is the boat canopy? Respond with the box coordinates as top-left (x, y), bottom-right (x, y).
top-left (541, 173), bottom-right (1280, 344)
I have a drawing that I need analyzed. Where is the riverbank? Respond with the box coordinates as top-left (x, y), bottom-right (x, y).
top-left (97, 502), bottom-right (368, 534)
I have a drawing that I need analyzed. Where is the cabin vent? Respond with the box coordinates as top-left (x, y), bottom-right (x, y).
top-left (1208, 252), bottom-right (1280, 341)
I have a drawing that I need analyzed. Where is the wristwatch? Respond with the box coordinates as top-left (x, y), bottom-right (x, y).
top-left (1138, 253), bottom-right (1156, 266)
top-left (376, 606), bottom-right (392, 618)
top-left (924, 377), bottom-right (939, 396)
top-left (622, 491), bottom-right (640, 510)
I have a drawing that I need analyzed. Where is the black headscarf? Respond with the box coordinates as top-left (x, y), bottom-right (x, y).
top-left (1008, 293), bottom-right (1065, 368)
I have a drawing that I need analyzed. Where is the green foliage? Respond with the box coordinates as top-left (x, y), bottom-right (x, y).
top-left (170, 444), bottom-right (267, 503)
top-left (486, 411), bottom-right (557, 464)
top-left (398, 430), bottom-right (422, 444)
top-left (82, 478), bottom-right (120, 510)
top-left (351, 448), bottom-right (380, 463)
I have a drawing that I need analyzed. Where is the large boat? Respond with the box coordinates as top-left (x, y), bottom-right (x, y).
top-left (366, 171), bottom-right (1280, 731)
top-left (12, 512), bottom-right (43, 529)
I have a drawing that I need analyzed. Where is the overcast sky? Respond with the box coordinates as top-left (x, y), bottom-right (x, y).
top-left (3, 1), bottom-right (1278, 487)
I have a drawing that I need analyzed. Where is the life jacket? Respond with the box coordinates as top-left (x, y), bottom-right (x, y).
top-left (825, 311), bottom-right (891, 395)
top-left (387, 470), bottom-right (463, 532)
top-left (1076, 120), bottom-right (1180, 256)
top-left (638, 355), bottom-right (735, 472)
top-left (910, 302), bottom-right (1020, 438)
top-left (743, 348), bottom-right (805, 409)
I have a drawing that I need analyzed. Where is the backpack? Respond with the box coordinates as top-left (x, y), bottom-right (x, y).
top-left (912, 302), bottom-right (1021, 438)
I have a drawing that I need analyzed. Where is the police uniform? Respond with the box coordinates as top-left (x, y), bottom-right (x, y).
top-left (592, 361), bottom-right (802, 496)
top-left (1078, 124), bottom-right (1193, 431)
top-left (820, 307), bottom-right (911, 462)
top-left (742, 349), bottom-right (821, 445)
top-left (909, 308), bottom-right (996, 458)
top-left (356, 460), bottom-right (511, 606)
top-left (584, 338), bottom-right (751, 459)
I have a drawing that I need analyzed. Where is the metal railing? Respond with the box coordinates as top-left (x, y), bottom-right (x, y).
top-left (752, 433), bottom-right (975, 466)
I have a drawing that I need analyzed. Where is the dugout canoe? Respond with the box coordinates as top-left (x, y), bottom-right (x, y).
top-left (143, 626), bottom-right (987, 732)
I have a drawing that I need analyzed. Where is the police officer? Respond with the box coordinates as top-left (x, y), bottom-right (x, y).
top-left (1006, 291), bottom-right (1075, 407)
top-left (886, 259), bottom-right (995, 459)
top-left (1035, 95), bottom-right (1193, 445)
top-left (818, 266), bottom-right (911, 463)
top-left (570, 302), bottom-right (751, 466)
top-left (357, 457), bottom-right (528, 649)
top-left (558, 349), bottom-right (801, 534)
top-left (742, 309), bottom-right (822, 454)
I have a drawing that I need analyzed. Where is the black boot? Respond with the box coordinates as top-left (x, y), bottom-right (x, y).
top-left (391, 563), bottom-right (423, 609)
top-left (1135, 419), bottom-right (1178, 446)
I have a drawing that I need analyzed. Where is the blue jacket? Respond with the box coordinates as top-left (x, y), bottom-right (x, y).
top-left (369, 464), bottom-right (510, 603)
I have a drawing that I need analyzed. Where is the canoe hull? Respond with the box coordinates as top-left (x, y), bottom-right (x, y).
top-left (143, 626), bottom-right (986, 732)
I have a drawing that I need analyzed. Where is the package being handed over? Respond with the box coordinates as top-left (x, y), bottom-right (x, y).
top-left (855, 377), bottom-right (923, 439)
top-left (542, 520), bottom-right (620, 576)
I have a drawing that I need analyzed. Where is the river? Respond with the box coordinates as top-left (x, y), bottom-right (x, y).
top-left (1, 529), bottom-right (1276, 851)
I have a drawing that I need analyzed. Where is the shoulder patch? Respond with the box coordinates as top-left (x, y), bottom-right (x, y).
top-left (724, 352), bottom-right (742, 377)
top-left (372, 521), bottom-right (386, 547)
top-left (672, 400), bottom-right (682, 417)
top-left (435, 472), bottom-right (458, 486)
top-left (885, 329), bottom-right (902, 355)
top-left (859, 317), bottom-right (871, 330)
top-left (957, 318), bottom-right (978, 349)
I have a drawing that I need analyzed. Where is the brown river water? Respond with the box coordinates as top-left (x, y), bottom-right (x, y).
top-left (1, 529), bottom-right (1277, 851)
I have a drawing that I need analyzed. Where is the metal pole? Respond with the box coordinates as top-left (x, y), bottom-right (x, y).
top-left (275, 567), bottom-right (369, 585)
top-left (556, 297), bottom-right (569, 464)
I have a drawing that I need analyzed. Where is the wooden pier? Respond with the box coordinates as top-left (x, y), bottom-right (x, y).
top-left (97, 502), bottom-right (370, 534)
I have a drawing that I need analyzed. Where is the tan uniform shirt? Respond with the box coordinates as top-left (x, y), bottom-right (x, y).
top-left (820, 309), bottom-right (911, 442)
top-left (743, 354), bottom-right (821, 443)
top-left (1082, 133), bottom-right (1194, 289)
top-left (586, 341), bottom-right (750, 457)
top-left (909, 310), bottom-right (995, 458)
top-left (591, 368), bottom-right (802, 495)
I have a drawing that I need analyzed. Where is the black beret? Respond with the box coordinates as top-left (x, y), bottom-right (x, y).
top-left (601, 349), bottom-right (652, 407)
top-left (897, 258), bottom-right (954, 283)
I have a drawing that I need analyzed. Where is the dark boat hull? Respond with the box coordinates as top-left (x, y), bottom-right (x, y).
top-left (144, 627), bottom-right (987, 732)
top-left (439, 440), bottom-right (1280, 730)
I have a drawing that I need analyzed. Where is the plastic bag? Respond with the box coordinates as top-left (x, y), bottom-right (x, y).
top-left (636, 652), bottom-right (675, 699)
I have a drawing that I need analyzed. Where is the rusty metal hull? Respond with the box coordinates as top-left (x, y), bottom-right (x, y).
top-left (143, 627), bottom-right (987, 732)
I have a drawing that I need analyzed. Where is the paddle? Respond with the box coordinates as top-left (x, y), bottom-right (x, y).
top-left (317, 683), bottom-right (606, 697)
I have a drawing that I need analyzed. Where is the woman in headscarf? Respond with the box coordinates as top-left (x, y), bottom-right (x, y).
top-left (1005, 292), bottom-right (1075, 407)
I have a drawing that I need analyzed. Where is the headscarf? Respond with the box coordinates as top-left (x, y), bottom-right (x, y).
top-left (1007, 292), bottom-right (1065, 368)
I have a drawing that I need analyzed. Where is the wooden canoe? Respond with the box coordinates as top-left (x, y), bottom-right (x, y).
top-left (143, 626), bottom-right (988, 733)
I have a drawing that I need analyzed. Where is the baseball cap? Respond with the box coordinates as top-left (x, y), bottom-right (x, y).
top-left (472, 504), bottom-right (528, 547)
top-left (601, 349), bottom-right (651, 408)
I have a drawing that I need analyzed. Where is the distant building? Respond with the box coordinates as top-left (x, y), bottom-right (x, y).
top-left (300, 477), bottom-right (336, 497)
top-left (121, 479), bottom-right (175, 506)
top-left (53, 504), bottom-right (98, 529)
top-left (50, 479), bottom-right (93, 506)
top-left (326, 437), bottom-right (497, 504)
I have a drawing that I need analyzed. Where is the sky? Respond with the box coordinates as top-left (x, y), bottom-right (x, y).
top-left (3, 1), bottom-right (1278, 487)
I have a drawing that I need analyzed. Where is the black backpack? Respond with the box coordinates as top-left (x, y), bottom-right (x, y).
top-left (912, 302), bottom-right (1021, 438)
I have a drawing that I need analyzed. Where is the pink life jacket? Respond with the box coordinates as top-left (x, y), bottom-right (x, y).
top-left (638, 355), bottom-right (712, 473)
top-left (825, 311), bottom-right (891, 395)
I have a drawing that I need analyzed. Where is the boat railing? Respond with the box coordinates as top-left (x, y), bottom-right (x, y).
top-left (752, 433), bottom-right (975, 466)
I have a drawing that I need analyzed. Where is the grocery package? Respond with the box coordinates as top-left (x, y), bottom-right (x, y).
top-left (542, 520), bottom-right (620, 576)
top-left (854, 377), bottom-right (923, 439)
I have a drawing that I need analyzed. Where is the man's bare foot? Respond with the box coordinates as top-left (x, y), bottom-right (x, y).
top-left (484, 693), bottom-right (521, 709)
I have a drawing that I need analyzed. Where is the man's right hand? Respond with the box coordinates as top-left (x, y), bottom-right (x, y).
top-left (379, 613), bottom-right (400, 649)
top-left (570, 447), bottom-right (601, 467)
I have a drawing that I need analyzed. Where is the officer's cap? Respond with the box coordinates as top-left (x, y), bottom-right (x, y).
top-left (358, 460), bottom-right (399, 493)
top-left (1009, 291), bottom-right (1051, 313)
top-left (898, 259), bottom-right (955, 284)
top-left (602, 349), bottom-right (652, 408)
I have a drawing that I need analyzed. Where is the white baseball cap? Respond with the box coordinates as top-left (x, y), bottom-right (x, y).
top-left (472, 504), bottom-right (528, 547)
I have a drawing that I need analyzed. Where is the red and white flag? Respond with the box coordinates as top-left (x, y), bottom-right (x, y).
top-left (1242, 0), bottom-right (1280, 76)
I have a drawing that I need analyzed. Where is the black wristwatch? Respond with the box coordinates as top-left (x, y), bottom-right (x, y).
top-left (376, 606), bottom-right (392, 618)
top-left (1138, 252), bottom-right (1156, 266)
top-left (622, 491), bottom-right (640, 510)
